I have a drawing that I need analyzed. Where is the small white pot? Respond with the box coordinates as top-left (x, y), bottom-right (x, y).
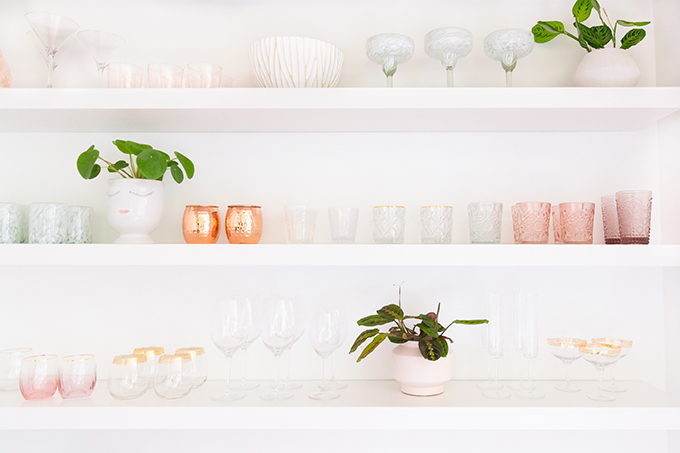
top-left (106, 179), bottom-right (164, 244)
top-left (391, 342), bottom-right (453, 396)
top-left (573, 48), bottom-right (640, 87)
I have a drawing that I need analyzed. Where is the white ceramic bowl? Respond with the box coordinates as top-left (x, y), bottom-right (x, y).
top-left (249, 36), bottom-right (344, 88)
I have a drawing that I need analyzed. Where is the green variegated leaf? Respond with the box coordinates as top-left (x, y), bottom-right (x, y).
top-left (416, 323), bottom-right (439, 339)
top-left (591, 0), bottom-right (601, 12)
top-left (577, 23), bottom-right (612, 48)
top-left (377, 304), bottom-right (404, 321)
top-left (532, 21), bottom-right (564, 43)
top-left (349, 328), bottom-right (379, 354)
top-left (572, 0), bottom-right (593, 22)
top-left (437, 322), bottom-right (446, 332)
top-left (621, 29), bottom-right (646, 50)
top-left (418, 338), bottom-right (444, 361)
top-left (418, 314), bottom-right (435, 328)
top-left (357, 314), bottom-right (393, 327)
top-left (436, 337), bottom-right (449, 358)
top-left (357, 333), bottom-right (387, 362)
top-left (453, 319), bottom-right (489, 325)
top-left (388, 335), bottom-right (408, 344)
top-left (616, 20), bottom-right (650, 28)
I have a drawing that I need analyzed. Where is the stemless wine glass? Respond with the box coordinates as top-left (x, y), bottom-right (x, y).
top-left (175, 347), bottom-right (208, 389)
top-left (309, 308), bottom-right (346, 400)
top-left (107, 63), bottom-right (143, 88)
top-left (424, 27), bottom-right (473, 87)
top-left (187, 62), bottom-right (223, 88)
top-left (78, 30), bottom-right (126, 86)
top-left (483, 29), bottom-right (535, 87)
top-left (210, 297), bottom-right (250, 402)
top-left (482, 293), bottom-right (511, 399)
top-left (547, 338), bottom-right (587, 392)
top-left (0, 348), bottom-right (32, 391)
top-left (25, 12), bottom-right (79, 88)
top-left (592, 338), bottom-right (633, 392)
top-left (58, 354), bottom-right (96, 399)
top-left (366, 33), bottom-right (415, 87)
top-left (20, 354), bottom-right (58, 400)
top-left (580, 343), bottom-right (622, 402)
top-left (148, 63), bottom-right (184, 88)
top-left (230, 299), bottom-right (262, 391)
top-left (516, 294), bottom-right (544, 399)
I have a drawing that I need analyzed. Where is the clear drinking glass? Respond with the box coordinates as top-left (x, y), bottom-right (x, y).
top-left (211, 297), bottom-right (251, 402)
top-left (78, 30), bottom-right (126, 86)
top-left (0, 348), bottom-right (32, 391)
top-left (148, 63), bottom-right (184, 88)
top-left (551, 206), bottom-right (562, 244)
top-left (482, 293), bottom-right (511, 399)
top-left (20, 354), bottom-right (58, 400)
top-left (67, 206), bottom-right (93, 244)
top-left (328, 207), bottom-right (359, 244)
top-left (58, 354), bottom-right (96, 399)
top-left (516, 294), bottom-right (544, 399)
top-left (512, 202), bottom-right (551, 244)
top-left (106, 63), bottom-right (143, 88)
top-left (221, 75), bottom-right (234, 87)
top-left (175, 347), bottom-right (208, 389)
top-left (154, 353), bottom-right (193, 399)
top-left (483, 29), bottom-right (535, 87)
top-left (309, 308), bottom-right (346, 400)
top-left (133, 346), bottom-right (164, 386)
top-left (108, 354), bottom-right (149, 400)
top-left (592, 338), bottom-right (633, 393)
top-left (547, 338), bottom-right (586, 392)
top-left (365, 34), bottom-right (415, 87)
top-left (580, 343), bottom-right (622, 402)
top-left (601, 195), bottom-right (621, 244)
top-left (373, 206), bottom-right (405, 244)
top-left (559, 202), bottom-right (595, 244)
top-left (0, 203), bottom-right (25, 244)
top-left (187, 62), bottom-right (223, 88)
top-left (616, 190), bottom-right (652, 244)
top-left (285, 205), bottom-right (317, 244)
top-left (424, 27), bottom-right (473, 87)
top-left (468, 202), bottom-right (502, 244)
top-left (25, 12), bottom-right (79, 88)
top-left (29, 203), bottom-right (68, 244)
top-left (420, 206), bottom-right (452, 244)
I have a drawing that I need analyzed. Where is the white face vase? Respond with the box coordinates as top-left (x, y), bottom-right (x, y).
top-left (106, 179), bottom-right (164, 244)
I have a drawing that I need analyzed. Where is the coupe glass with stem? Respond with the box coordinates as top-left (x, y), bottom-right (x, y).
top-left (309, 308), bottom-right (346, 400)
top-left (508, 292), bottom-right (532, 391)
top-left (516, 294), bottom-right (544, 399)
top-left (478, 292), bottom-right (502, 391)
top-left (547, 338), bottom-right (587, 392)
top-left (261, 296), bottom-right (305, 401)
top-left (483, 29), bottom-right (535, 87)
top-left (592, 338), bottom-right (633, 393)
top-left (580, 343), bottom-right (622, 402)
top-left (366, 33), bottom-right (414, 87)
top-left (424, 27), bottom-right (473, 87)
top-left (230, 297), bottom-right (262, 391)
top-left (210, 297), bottom-right (251, 402)
top-left (78, 30), bottom-right (126, 86)
top-left (482, 293), bottom-right (511, 399)
top-left (25, 12), bottom-right (79, 88)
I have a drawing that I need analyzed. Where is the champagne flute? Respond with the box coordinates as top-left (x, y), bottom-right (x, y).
top-left (592, 338), bottom-right (633, 392)
top-left (547, 338), bottom-right (587, 392)
top-left (517, 294), bottom-right (544, 399)
top-left (508, 292), bottom-right (532, 391)
top-left (478, 293), bottom-right (502, 391)
top-left (482, 293), bottom-right (511, 399)
top-left (230, 299), bottom-right (262, 390)
top-left (309, 308), bottom-right (346, 400)
top-left (78, 30), bottom-right (126, 86)
top-left (25, 12), bottom-right (79, 88)
top-left (580, 343), bottom-right (622, 402)
top-left (210, 297), bottom-right (250, 402)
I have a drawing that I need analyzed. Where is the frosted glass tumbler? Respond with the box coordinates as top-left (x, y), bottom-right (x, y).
top-left (328, 207), bottom-right (359, 244)
top-left (512, 202), bottom-right (551, 244)
top-left (67, 206), bottom-right (93, 244)
top-left (187, 62), bottom-right (222, 88)
top-left (285, 206), bottom-right (317, 244)
top-left (373, 206), bottom-right (405, 244)
top-left (29, 203), bottom-right (68, 244)
top-left (0, 348), bottom-right (32, 391)
top-left (616, 190), bottom-right (652, 244)
top-left (559, 202), bottom-right (595, 244)
top-left (20, 354), bottom-right (58, 400)
top-left (106, 63), bottom-right (142, 88)
top-left (601, 195), bottom-right (620, 244)
top-left (0, 203), bottom-right (24, 243)
top-left (421, 206), bottom-right (452, 244)
top-left (148, 63), bottom-right (183, 88)
top-left (59, 354), bottom-right (96, 399)
top-left (468, 202), bottom-right (502, 244)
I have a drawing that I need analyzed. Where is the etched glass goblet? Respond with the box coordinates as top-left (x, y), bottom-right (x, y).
top-left (424, 27), bottom-right (473, 87)
top-left (483, 29), bottom-right (534, 87)
top-left (366, 34), bottom-right (414, 87)
top-left (592, 338), bottom-right (633, 393)
top-left (78, 30), bottom-right (126, 86)
top-left (25, 12), bottom-right (79, 88)
top-left (547, 338), bottom-right (587, 392)
top-left (580, 343), bottom-right (622, 402)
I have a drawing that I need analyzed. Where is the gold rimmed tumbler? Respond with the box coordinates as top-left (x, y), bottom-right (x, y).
top-left (183, 205), bottom-right (220, 244)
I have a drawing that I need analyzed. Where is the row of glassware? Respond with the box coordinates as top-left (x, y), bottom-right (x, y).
top-left (0, 203), bottom-right (92, 244)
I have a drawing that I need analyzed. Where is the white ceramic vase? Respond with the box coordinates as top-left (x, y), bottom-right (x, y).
top-left (391, 342), bottom-right (453, 396)
top-left (106, 179), bottom-right (164, 244)
top-left (573, 48), bottom-right (640, 87)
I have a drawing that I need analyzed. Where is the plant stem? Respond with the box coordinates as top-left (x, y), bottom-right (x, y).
top-left (98, 157), bottom-right (133, 178)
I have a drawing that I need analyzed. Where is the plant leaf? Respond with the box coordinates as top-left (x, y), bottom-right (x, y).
top-left (136, 149), bottom-right (168, 180)
top-left (418, 337), bottom-right (444, 361)
top-left (572, 0), bottom-right (593, 22)
top-left (621, 28), bottom-right (646, 50)
top-left (418, 314), bottom-right (436, 329)
top-left (616, 20), bottom-right (651, 28)
top-left (107, 160), bottom-right (129, 173)
top-left (388, 336), bottom-right (408, 344)
top-left (532, 21), bottom-right (564, 43)
top-left (577, 23), bottom-right (612, 48)
top-left (170, 163), bottom-right (184, 183)
top-left (357, 314), bottom-right (393, 327)
top-left (77, 145), bottom-right (100, 179)
top-left (436, 337), bottom-right (449, 358)
top-left (357, 333), bottom-right (387, 362)
top-left (416, 323), bottom-right (439, 338)
top-left (113, 140), bottom-right (153, 156)
top-left (89, 164), bottom-right (101, 179)
top-left (349, 328), bottom-right (379, 354)
top-left (377, 304), bottom-right (404, 321)
top-left (175, 152), bottom-right (195, 179)
top-left (437, 322), bottom-right (446, 332)
top-left (453, 319), bottom-right (489, 325)
top-left (591, 0), bottom-right (601, 13)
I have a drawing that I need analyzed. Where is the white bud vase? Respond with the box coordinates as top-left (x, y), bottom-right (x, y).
top-left (106, 179), bottom-right (164, 244)
top-left (391, 341), bottom-right (453, 396)
top-left (573, 48), bottom-right (640, 87)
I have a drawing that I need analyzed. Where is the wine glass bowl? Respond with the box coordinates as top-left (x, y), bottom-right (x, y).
top-left (366, 33), bottom-right (414, 87)
top-left (78, 30), bottom-right (126, 85)
top-left (25, 12), bottom-right (79, 88)
top-left (579, 343), bottom-right (622, 402)
top-left (483, 29), bottom-right (534, 87)
top-left (424, 27), bottom-right (473, 87)
top-left (547, 338), bottom-right (587, 392)
top-left (591, 338), bottom-right (633, 393)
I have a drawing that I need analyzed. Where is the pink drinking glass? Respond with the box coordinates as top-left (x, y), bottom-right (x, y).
top-left (106, 63), bottom-right (143, 88)
top-left (551, 206), bottom-right (562, 244)
top-left (512, 202), bottom-right (551, 244)
top-left (148, 63), bottom-right (184, 88)
top-left (616, 190), bottom-right (652, 244)
top-left (601, 195), bottom-right (620, 244)
top-left (20, 354), bottom-right (58, 400)
top-left (59, 354), bottom-right (97, 399)
top-left (511, 204), bottom-right (519, 243)
top-left (559, 202), bottom-right (595, 244)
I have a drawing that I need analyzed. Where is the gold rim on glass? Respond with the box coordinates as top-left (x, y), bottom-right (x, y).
top-left (592, 338), bottom-right (633, 348)
top-left (374, 205), bottom-right (405, 209)
top-left (579, 343), bottom-right (622, 355)
top-left (113, 354), bottom-right (147, 365)
top-left (159, 353), bottom-right (192, 364)
top-left (62, 354), bottom-right (95, 362)
top-left (176, 347), bottom-right (206, 357)
top-left (547, 338), bottom-right (587, 348)
top-left (0, 348), bottom-right (32, 355)
top-left (421, 205), bottom-right (453, 209)
top-left (24, 354), bottom-right (58, 362)
top-left (133, 346), bottom-right (165, 357)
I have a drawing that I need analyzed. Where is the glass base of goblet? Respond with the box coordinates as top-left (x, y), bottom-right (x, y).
top-left (477, 380), bottom-right (503, 390)
top-left (325, 380), bottom-right (348, 390)
top-left (261, 390), bottom-right (294, 401)
top-left (273, 381), bottom-right (303, 390)
top-left (482, 388), bottom-right (511, 399)
top-left (588, 392), bottom-right (615, 402)
top-left (211, 390), bottom-right (245, 402)
top-left (309, 389), bottom-right (340, 400)
top-left (517, 389), bottom-right (545, 400)
top-left (555, 382), bottom-right (581, 392)
top-left (508, 381), bottom-right (534, 391)
top-left (230, 381), bottom-right (259, 390)
top-left (601, 384), bottom-right (626, 393)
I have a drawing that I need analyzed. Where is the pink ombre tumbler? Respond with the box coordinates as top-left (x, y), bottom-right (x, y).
top-left (59, 354), bottom-right (97, 399)
top-left (20, 354), bottom-right (58, 400)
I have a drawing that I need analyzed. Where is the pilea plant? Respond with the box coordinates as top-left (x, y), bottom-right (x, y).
top-left (77, 140), bottom-right (194, 183)
top-left (349, 283), bottom-right (488, 362)
top-left (532, 0), bottom-right (650, 52)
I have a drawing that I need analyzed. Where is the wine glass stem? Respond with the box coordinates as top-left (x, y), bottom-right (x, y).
top-left (98, 67), bottom-right (105, 88)
top-left (321, 356), bottom-right (329, 390)
top-left (329, 353), bottom-right (337, 384)
top-left (273, 353), bottom-right (282, 393)
top-left (487, 356), bottom-right (493, 384)
top-left (564, 361), bottom-right (572, 387)
top-left (505, 70), bottom-right (513, 88)
top-left (283, 349), bottom-right (290, 386)
top-left (224, 354), bottom-right (233, 394)
top-left (492, 357), bottom-right (499, 388)
top-left (518, 354), bottom-right (525, 385)
top-left (526, 358), bottom-right (534, 390)
top-left (241, 347), bottom-right (249, 387)
top-left (47, 53), bottom-right (55, 88)
top-left (610, 364), bottom-right (616, 387)
top-left (446, 67), bottom-right (454, 88)
top-left (386, 75), bottom-right (393, 88)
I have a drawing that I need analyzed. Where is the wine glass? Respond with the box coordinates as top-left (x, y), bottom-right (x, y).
top-left (210, 297), bottom-right (251, 402)
top-left (424, 27), bottom-right (473, 87)
top-left (230, 299), bottom-right (262, 390)
top-left (592, 338), bottom-right (633, 392)
top-left (366, 33), bottom-right (414, 87)
top-left (78, 30), bottom-right (126, 86)
top-left (580, 343), bottom-right (622, 402)
top-left (277, 313), bottom-right (306, 390)
top-left (25, 12), bottom-right (79, 88)
top-left (482, 293), bottom-right (511, 399)
top-left (261, 296), bottom-right (305, 401)
top-left (516, 294), bottom-right (544, 399)
top-left (309, 308), bottom-right (346, 400)
top-left (547, 338), bottom-right (587, 392)
top-left (483, 29), bottom-right (534, 87)
top-left (326, 354), bottom-right (348, 390)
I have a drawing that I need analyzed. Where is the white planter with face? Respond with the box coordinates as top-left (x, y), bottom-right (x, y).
top-left (106, 179), bottom-right (164, 244)
top-left (391, 341), bottom-right (453, 396)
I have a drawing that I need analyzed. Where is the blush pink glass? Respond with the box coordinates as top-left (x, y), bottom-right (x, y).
top-left (59, 354), bottom-right (96, 399)
top-left (551, 206), bottom-right (562, 244)
top-left (616, 190), bottom-right (652, 244)
top-left (512, 202), bottom-right (551, 244)
top-left (20, 354), bottom-right (58, 400)
top-left (559, 202), bottom-right (595, 244)
top-left (148, 63), bottom-right (184, 88)
top-left (601, 195), bottom-right (620, 244)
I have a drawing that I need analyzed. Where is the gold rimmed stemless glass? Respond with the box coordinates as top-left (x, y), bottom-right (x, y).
top-left (592, 338), bottom-right (633, 393)
top-left (547, 338), bottom-right (587, 392)
top-left (579, 343), bottom-right (622, 402)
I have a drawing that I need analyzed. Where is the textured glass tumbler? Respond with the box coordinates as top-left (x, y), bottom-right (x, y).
top-left (183, 205), bottom-right (220, 244)
top-left (328, 207), bottom-right (359, 244)
top-left (559, 202), bottom-right (595, 244)
top-left (601, 195), bottom-right (620, 244)
top-left (0, 203), bottom-right (24, 243)
top-left (20, 354), bottom-right (58, 400)
top-left (106, 63), bottom-right (143, 88)
top-left (59, 354), bottom-right (96, 399)
top-left (420, 206), bottom-right (452, 244)
top-left (148, 63), bottom-right (183, 88)
top-left (512, 202), bottom-right (551, 244)
top-left (551, 206), bottom-right (562, 244)
top-left (29, 203), bottom-right (68, 244)
top-left (226, 205), bottom-right (263, 244)
top-left (187, 62), bottom-right (222, 88)
top-left (67, 206), bottom-right (93, 244)
top-left (0, 348), bottom-right (32, 391)
top-left (373, 206), bottom-right (405, 244)
top-left (285, 206), bottom-right (316, 244)
top-left (616, 190), bottom-right (652, 244)
top-left (468, 202), bottom-right (502, 244)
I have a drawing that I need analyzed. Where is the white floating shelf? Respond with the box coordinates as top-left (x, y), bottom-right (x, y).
top-left (0, 87), bottom-right (678, 132)
top-left (0, 380), bottom-right (677, 430)
top-left (1, 244), bottom-right (678, 267)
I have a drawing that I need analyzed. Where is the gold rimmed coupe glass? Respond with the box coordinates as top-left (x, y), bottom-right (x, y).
top-left (579, 343), bottom-right (622, 402)
top-left (592, 338), bottom-right (633, 393)
top-left (547, 338), bottom-right (587, 392)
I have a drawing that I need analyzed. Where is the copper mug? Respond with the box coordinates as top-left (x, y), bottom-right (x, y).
top-left (226, 205), bottom-right (262, 244)
top-left (182, 206), bottom-right (220, 244)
